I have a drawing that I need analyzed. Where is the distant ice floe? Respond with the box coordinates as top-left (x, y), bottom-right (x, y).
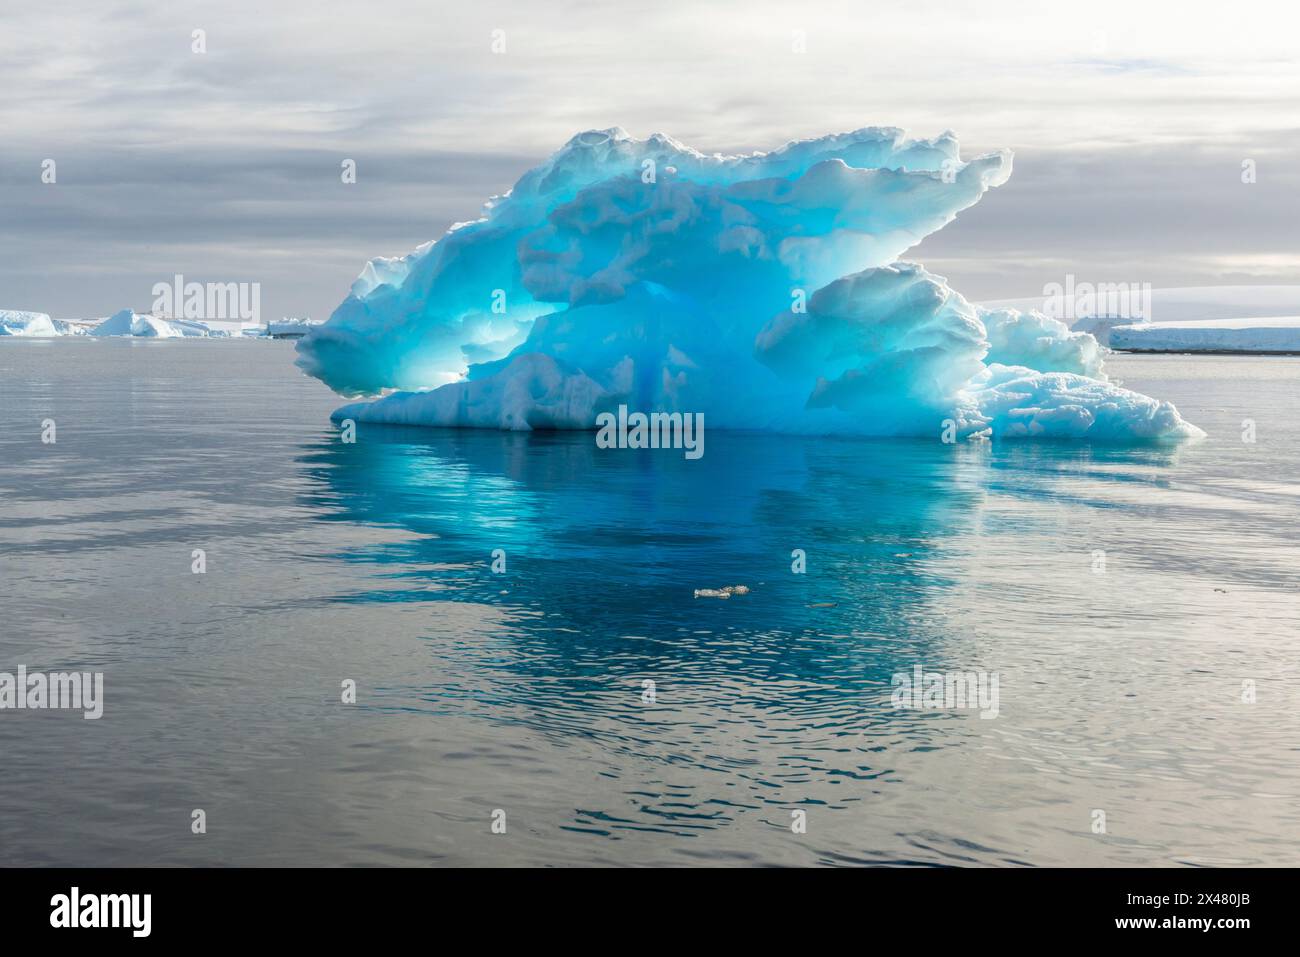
top-left (1, 308), bottom-right (321, 340)
top-left (89, 309), bottom-right (229, 338)
top-left (977, 286), bottom-right (1300, 356)
top-left (263, 317), bottom-right (322, 338)
top-left (984, 285), bottom-right (1300, 327)
top-left (1109, 317), bottom-right (1300, 354)
top-left (983, 285), bottom-right (1300, 354)
top-left (1, 308), bottom-right (232, 338)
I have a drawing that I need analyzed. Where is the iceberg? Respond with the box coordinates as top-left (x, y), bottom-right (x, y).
top-left (91, 309), bottom-right (226, 338)
top-left (51, 319), bottom-right (91, 336)
top-left (264, 317), bottom-right (322, 338)
top-left (89, 309), bottom-right (139, 337)
top-left (0, 310), bottom-right (59, 337)
top-left (298, 126), bottom-right (1202, 441)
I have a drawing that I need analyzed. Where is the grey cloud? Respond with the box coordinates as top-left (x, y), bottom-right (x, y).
top-left (2, 0), bottom-right (1298, 321)
top-left (914, 137), bottom-right (1300, 300)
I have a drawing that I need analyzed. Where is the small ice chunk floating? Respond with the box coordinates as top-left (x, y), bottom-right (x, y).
top-left (694, 586), bottom-right (751, 599)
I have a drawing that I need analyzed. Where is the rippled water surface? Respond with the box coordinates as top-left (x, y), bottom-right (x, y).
top-left (1, 338), bottom-right (1297, 866)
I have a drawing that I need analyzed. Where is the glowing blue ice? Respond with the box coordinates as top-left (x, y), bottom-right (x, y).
top-left (297, 127), bottom-right (1202, 441)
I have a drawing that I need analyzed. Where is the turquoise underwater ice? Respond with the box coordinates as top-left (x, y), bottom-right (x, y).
top-left (296, 127), bottom-right (1201, 441)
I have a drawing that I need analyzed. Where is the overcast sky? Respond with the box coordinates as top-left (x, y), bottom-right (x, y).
top-left (2, 0), bottom-right (1298, 320)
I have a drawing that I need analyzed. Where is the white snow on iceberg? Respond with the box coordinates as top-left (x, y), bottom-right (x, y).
top-left (299, 126), bottom-right (1202, 441)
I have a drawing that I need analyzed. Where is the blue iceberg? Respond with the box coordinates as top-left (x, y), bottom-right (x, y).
top-left (297, 126), bottom-right (1201, 441)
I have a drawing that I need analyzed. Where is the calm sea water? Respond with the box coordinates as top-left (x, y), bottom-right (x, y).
top-left (1, 338), bottom-right (1297, 866)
